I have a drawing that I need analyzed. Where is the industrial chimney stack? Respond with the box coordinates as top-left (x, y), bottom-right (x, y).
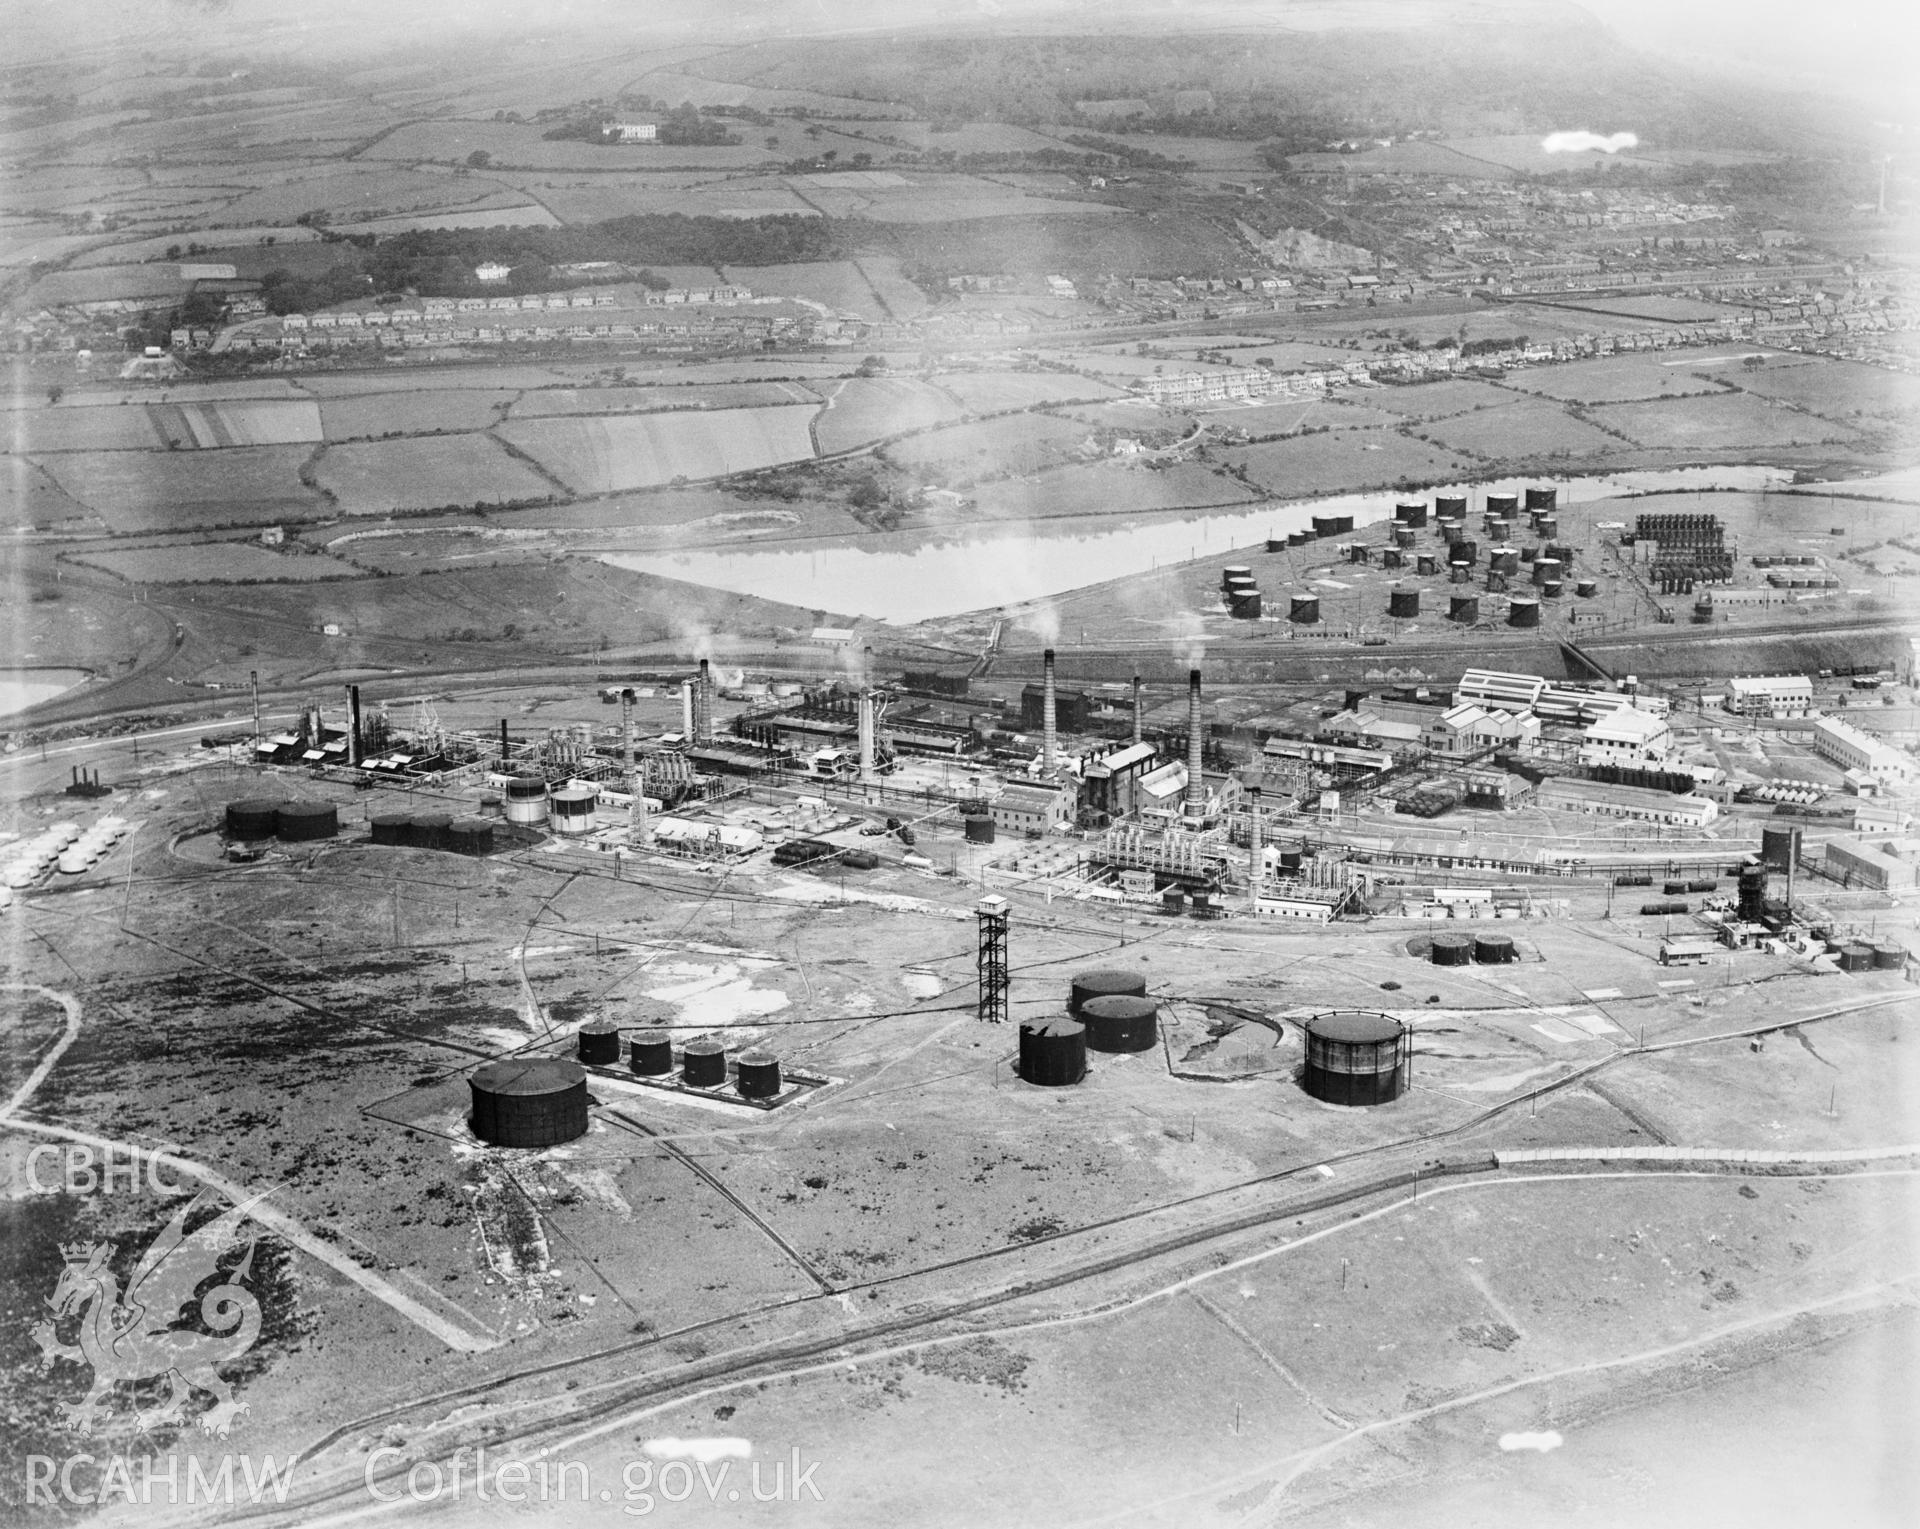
top-left (858, 646), bottom-right (876, 781)
top-left (347, 685), bottom-right (363, 767)
top-left (695, 659), bottom-right (714, 744)
top-left (1246, 784), bottom-right (1263, 911)
top-left (1131, 674), bottom-right (1143, 747)
top-left (1183, 669), bottom-right (1205, 818)
top-left (1042, 649), bottom-right (1058, 777)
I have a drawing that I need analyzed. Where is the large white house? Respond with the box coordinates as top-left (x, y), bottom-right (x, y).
top-left (1579, 706), bottom-right (1674, 768)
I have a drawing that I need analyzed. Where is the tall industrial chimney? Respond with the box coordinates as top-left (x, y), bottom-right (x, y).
top-left (680, 678), bottom-right (695, 740)
top-left (500, 717), bottom-right (510, 765)
top-left (1131, 674), bottom-right (1143, 747)
top-left (1183, 669), bottom-right (1206, 818)
top-left (1246, 784), bottom-right (1263, 911)
top-left (857, 647), bottom-right (876, 781)
top-left (696, 659), bottom-right (714, 744)
top-left (621, 688), bottom-right (636, 778)
top-left (1042, 648), bottom-right (1058, 776)
top-left (347, 685), bottom-right (363, 767)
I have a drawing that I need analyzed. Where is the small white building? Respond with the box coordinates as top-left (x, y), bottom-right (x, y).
top-left (605, 121), bottom-right (658, 142)
top-left (991, 781), bottom-right (1075, 838)
top-left (1725, 674), bottom-right (1813, 718)
top-left (1536, 777), bottom-right (1719, 827)
top-left (1811, 715), bottom-right (1916, 789)
top-left (1579, 706), bottom-right (1674, 768)
top-left (474, 262), bottom-right (512, 283)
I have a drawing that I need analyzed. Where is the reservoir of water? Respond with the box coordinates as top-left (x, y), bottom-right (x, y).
top-left (605, 466), bottom-right (1786, 623)
top-left (0, 669), bottom-right (89, 718)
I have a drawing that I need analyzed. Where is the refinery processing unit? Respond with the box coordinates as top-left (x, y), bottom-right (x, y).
top-left (8, 471), bottom-right (1920, 1528)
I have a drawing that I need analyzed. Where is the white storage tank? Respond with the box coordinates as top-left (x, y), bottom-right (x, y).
top-left (549, 785), bottom-right (599, 835)
top-left (503, 774), bottom-right (549, 826)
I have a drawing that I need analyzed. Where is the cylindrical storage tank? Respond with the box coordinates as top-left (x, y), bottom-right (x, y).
top-left (1449, 564), bottom-right (1472, 585)
top-left (1161, 887), bottom-right (1186, 916)
top-left (1430, 932), bottom-right (1474, 966)
top-left (1486, 570), bottom-right (1510, 593)
top-left (1486, 519), bottom-right (1514, 546)
top-left (1288, 530), bottom-right (1312, 548)
top-left (1520, 545), bottom-right (1538, 563)
top-left (1537, 516), bottom-right (1560, 540)
top-left (1525, 486), bottom-right (1557, 511)
top-left (450, 816), bottom-right (495, 856)
top-left (1417, 553), bottom-right (1440, 576)
top-left (736, 1050), bottom-right (782, 1098)
top-left (549, 786), bottom-right (597, 836)
top-left (1347, 543), bottom-right (1371, 565)
top-left (1388, 588), bottom-right (1421, 619)
top-left (629, 1030), bottom-right (674, 1076)
top-left (964, 814), bottom-right (995, 844)
top-left (468, 1059), bottom-right (588, 1148)
top-left (1451, 539), bottom-right (1479, 565)
top-left (1872, 941), bottom-right (1907, 971)
top-left (1382, 549), bottom-right (1405, 570)
top-left (1450, 594), bottom-right (1480, 624)
top-left (681, 1037), bottom-right (727, 1088)
top-left (1473, 932), bottom-right (1516, 964)
top-left (1839, 942), bottom-right (1874, 974)
top-left (410, 812), bottom-right (452, 851)
top-left (479, 792), bottom-right (503, 817)
top-left (276, 801), bottom-right (338, 842)
top-left (1289, 594), bottom-right (1320, 625)
top-left (1441, 522), bottom-right (1464, 545)
top-left (1692, 597), bottom-right (1714, 624)
top-left (1312, 514), bottom-right (1340, 538)
top-left (1509, 597), bottom-right (1541, 628)
top-left (1303, 1011), bottom-right (1410, 1106)
top-left (1543, 580), bottom-right (1564, 599)
top-left (1019, 1016), bottom-right (1086, 1086)
top-left (1221, 564), bottom-right (1254, 590)
top-left (577, 1018), bottom-right (621, 1066)
top-left (1393, 526), bottom-right (1416, 548)
top-left (1266, 538), bottom-right (1287, 553)
top-left (1532, 557), bottom-right (1561, 587)
top-left (1485, 492), bottom-right (1519, 518)
top-left (1278, 844), bottom-right (1304, 873)
top-left (1331, 514), bottom-right (1354, 534)
top-left (1576, 579), bottom-right (1598, 598)
top-left (1080, 994), bottom-right (1159, 1053)
top-left (1190, 890), bottom-right (1215, 918)
top-left (369, 810), bottom-right (410, 846)
top-left (1434, 494), bottom-right (1468, 520)
top-left (1070, 969), bottom-right (1149, 1015)
top-left (1761, 825), bottom-right (1800, 871)
top-left (225, 799), bottom-right (284, 840)
top-left (1394, 502), bottom-right (1428, 528)
top-left (1229, 592), bottom-right (1264, 619)
top-left (504, 774), bottom-right (549, 825)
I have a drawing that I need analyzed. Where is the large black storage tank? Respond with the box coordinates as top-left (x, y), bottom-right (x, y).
top-left (1382, 549), bottom-right (1406, 571)
top-left (736, 1050), bottom-right (782, 1098)
top-left (1508, 597), bottom-right (1542, 628)
top-left (1434, 494), bottom-right (1468, 520)
top-left (1019, 1016), bottom-right (1087, 1086)
top-left (1394, 502), bottom-right (1429, 528)
top-left (1289, 594), bottom-right (1320, 625)
top-left (964, 814), bottom-right (995, 844)
top-left (1473, 932), bottom-right (1516, 964)
top-left (225, 799), bottom-right (285, 840)
top-left (469, 1058), bottom-right (589, 1147)
top-left (1388, 588), bottom-right (1422, 619)
top-left (1079, 994), bottom-right (1159, 1053)
top-left (410, 812), bottom-right (453, 851)
top-left (450, 816), bottom-right (495, 856)
top-left (578, 1018), bottom-right (622, 1066)
top-left (1070, 969), bottom-right (1149, 1015)
top-left (1221, 564), bottom-right (1254, 590)
top-left (1450, 594), bottom-right (1480, 624)
top-left (369, 810), bottom-right (410, 846)
top-left (1525, 486), bottom-right (1557, 511)
top-left (629, 1030), bottom-right (674, 1076)
top-left (682, 1037), bottom-right (728, 1087)
top-left (1838, 942), bottom-right (1874, 974)
top-left (1416, 553), bottom-right (1440, 576)
top-left (276, 801), bottom-right (338, 842)
top-left (1872, 941), bottom-right (1908, 971)
top-left (1312, 514), bottom-right (1341, 538)
top-left (1430, 932), bottom-right (1474, 966)
top-left (1485, 492), bottom-right (1519, 518)
top-left (1229, 591), bottom-right (1264, 619)
top-left (1302, 1011), bottom-right (1410, 1106)
top-left (1532, 557), bottom-right (1561, 588)
top-left (1161, 888), bottom-right (1187, 916)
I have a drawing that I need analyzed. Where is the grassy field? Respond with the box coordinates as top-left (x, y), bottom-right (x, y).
top-left (884, 211), bottom-right (1241, 278)
top-left (937, 370), bottom-right (1123, 412)
top-left (967, 459), bottom-right (1259, 522)
top-left (5, 405), bottom-right (167, 452)
top-left (34, 446), bottom-right (325, 532)
top-left (497, 405), bottom-right (819, 493)
top-left (814, 377), bottom-right (968, 455)
top-left (720, 260), bottom-right (884, 318)
top-left (538, 180), bottom-right (817, 223)
top-left (1220, 428), bottom-right (1471, 495)
top-left (1728, 356), bottom-right (1920, 426)
top-left (146, 399), bottom-right (323, 448)
top-left (311, 435), bottom-right (559, 515)
top-left (1418, 397), bottom-right (1626, 459)
top-left (1506, 355), bottom-right (1736, 405)
top-left (291, 366), bottom-right (578, 396)
top-left (1352, 378), bottom-right (1514, 419)
top-left (881, 413), bottom-right (1090, 480)
top-left (0, 455), bottom-right (102, 529)
top-left (507, 381), bottom-right (820, 418)
top-left (1591, 391), bottom-right (1865, 450)
top-left (318, 390), bottom-right (518, 440)
top-left (216, 168), bottom-right (521, 225)
top-left (67, 542), bottom-right (357, 584)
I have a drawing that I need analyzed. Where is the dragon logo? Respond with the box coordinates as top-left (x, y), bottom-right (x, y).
top-left (31, 1189), bottom-right (266, 1438)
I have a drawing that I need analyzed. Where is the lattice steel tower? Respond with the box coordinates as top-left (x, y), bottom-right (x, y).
top-left (976, 895), bottom-right (1010, 1024)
